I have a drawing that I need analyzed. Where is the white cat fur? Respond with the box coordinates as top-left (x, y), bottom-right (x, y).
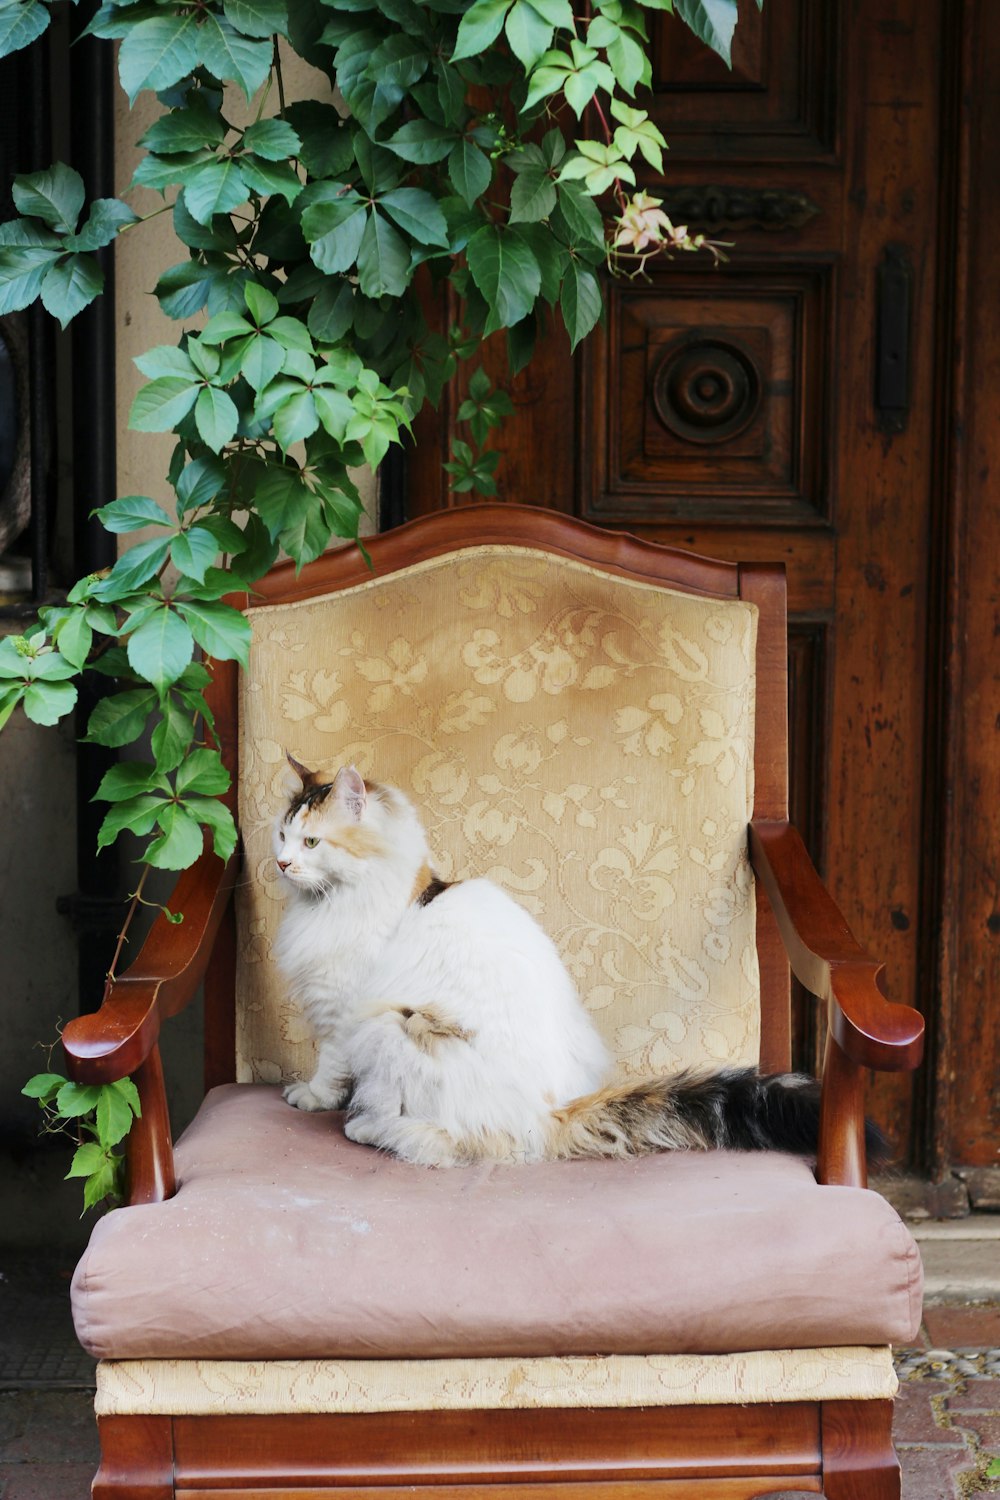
top-left (274, 761), bottom-right (828, 1168)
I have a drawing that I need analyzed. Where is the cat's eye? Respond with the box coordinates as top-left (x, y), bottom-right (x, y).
top-left (278, 831), bottom-right (285, 843)
top-left (304, 837), bottom-right (319, 848)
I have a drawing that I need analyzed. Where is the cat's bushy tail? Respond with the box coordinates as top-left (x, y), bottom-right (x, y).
top-left (546, 1068), bottom-right (888, 1161)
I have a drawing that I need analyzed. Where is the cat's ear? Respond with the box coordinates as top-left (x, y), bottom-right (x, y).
top-left (286, 752), bottom-right (319, 787)
top-left (332, 765), bottom-right (367, 821)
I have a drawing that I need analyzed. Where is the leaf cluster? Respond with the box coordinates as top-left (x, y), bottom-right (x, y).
top-left (0, 0), bottom-right (750, 991)
top-left (22, 1070), bottom-right (142, 1213)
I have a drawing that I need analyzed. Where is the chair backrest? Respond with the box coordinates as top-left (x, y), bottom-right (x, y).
top-left (206, 506), bottom-right (791, 1089)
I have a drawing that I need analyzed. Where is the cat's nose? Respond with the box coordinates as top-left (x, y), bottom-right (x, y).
top-left (277, 859), bottom-right (291, 872)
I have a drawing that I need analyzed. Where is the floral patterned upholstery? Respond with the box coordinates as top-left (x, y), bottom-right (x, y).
top-left (236, 545), bottom-right (760, 1086)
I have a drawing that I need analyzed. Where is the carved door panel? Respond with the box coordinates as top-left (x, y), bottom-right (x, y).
top-left (409, 0), bottom-right (949, 1166)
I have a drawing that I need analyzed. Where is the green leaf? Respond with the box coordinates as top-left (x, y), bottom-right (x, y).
top-left (384, 118), bottom-right (456, 164)
top-left (23, 679), bottom-right (77, 725)
top-left (223, 0), bottom-right (289, 37)
top-left (466, 225), bottom-right (542, 336)
top-left (151, 698), bottom-right (195, 772)
top-left (12, 162), bottom-right (85, 233)
top-left (126, 607), bottom-right (195, 692)
top-left (68, 200), bottom-right (140, 258)
top-left (0, 683), bottom-right (23, 730)
top-left (244, 279), bottom-right (279, 326)
top-left (198, 13), bottom-right (274, 97)
top-left (242, 117), bottom-right (302, 160)
top-left (505, 0), bottom-right (553, 69)
top-left (85, 688), bottom-right (158, 748)
top-left (66, 1142), bottom-right (108, 1179)
top-left (183, 158), bottom-right (249, 226)
top-left (96, 795), bottom-right (165, 848)
top-left (146, 802), bottom-right (205, 869)
top-left (171, 525), bottom-right (220, 583)
top-left (83, 1156), bottom-right (121, 1211)
top-left (95, 761), bottom-right (163, 804)
top-left (22, 1072), bottom-right (67, 1101)
top-left (199, 311), bottom-right (255, 347)
top-left (173, 197), bottom-right (239, 253)
top-left (38, 254), bottom-right (103, 329)
top-left (448, 138), bottom-right (491, 208)
top-left (509, 163), bottom-right (557, 223)
top-left (239, 155), bottom-right (303, 206)
top-left (561, 258), bottom-right (602, 351)
top-left (554, 180), bottom-right (606, 248)
top-left (0, 0), bottom-right (49, 58)
top-left (96, 1086), bottom-right (135, 1149)
top-left (96, 494), bottom-right (174, 534)
top-left (26, 650), bottom-right (78, 682)
top-left (283, 102), bottom-right (353, 178)
top-left (118, 12), bottom-right (203, 102)
top-left (54, 610), bottom-right (94, 670)
top-left (176, 600), bottom-right (251, 664)
top-left (307, 279), bottom-right (354, 343)
top-left (238, 333), bottom-right (283, 393)
top-left (302, 190), bottom-right (368, 275)
top-left (176, 455), bottom-right (225, 514)
top-left (672, 0), bottom-right (738, 66)
top-left (156, 260), bottom-right (225, 319)
top-left (94, 536), bottom-right (172, 595)
top-left (184, 795), bottom-right (238, 861)
top-left (134, 345), bottom-right (198, 382)
top-left (253, 464), bottom-right (303, 540)
top-left (140, 104), bottom-right (227, 156)
top-left (273, 389), bottom-right (319, 451)
top-left (452, 0), bottom-right (512, 61)
top-left (356, 209), bottom-right (411, 299)
top-left (56, 1082), bottom-right (103, 1118)
top-left (195, 385), bottom-right (240, 452)
top-left (130, 376), bottom-right (200, 433)
top-left (378, 187), bottom-right (449, 248)
top-left (0, 221), bottom-right (63, 316)
top-left (366, 31), bottom-right (430, 90)
top-left (110, 1076), bottom-right (142, 1119)
top-left (176, 746), bottom-right (230, 796)
top-left (313, 387), bottom-right (355, 442)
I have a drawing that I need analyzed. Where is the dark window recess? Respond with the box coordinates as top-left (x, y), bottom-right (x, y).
top-left (0, 33), bottom-right (56, 617)
top-left (0, 6), bottom-right (126, 1004)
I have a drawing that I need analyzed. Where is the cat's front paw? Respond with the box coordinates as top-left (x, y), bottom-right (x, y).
top-left (283, 1080), bottom-right (346, 1112)
top-left (344, 1113), bottom-right (381, 1146)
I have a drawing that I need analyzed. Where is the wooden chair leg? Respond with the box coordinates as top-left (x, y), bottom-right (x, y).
top-left (92, 1414), bottom-right (174, 1499)
top-left (821, 1400), bottom-right (900, 1500)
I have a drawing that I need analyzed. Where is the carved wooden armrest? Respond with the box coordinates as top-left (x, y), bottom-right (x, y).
top-left (749, 819), bottom-right (924, 1187)
top-left (60, 844), bottom-right (238, 1204)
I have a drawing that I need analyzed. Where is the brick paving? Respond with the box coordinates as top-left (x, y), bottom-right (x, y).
top-left (894, 1331), bottom-right (1000, 1497)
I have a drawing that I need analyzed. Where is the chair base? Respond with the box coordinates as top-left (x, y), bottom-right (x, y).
top-left (91, 1399), bottom-right (899, 1500)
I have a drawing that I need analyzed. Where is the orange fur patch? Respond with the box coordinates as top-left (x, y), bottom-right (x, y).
top-left (410, 862), bottom-right (435, 904)
top-left (400, 1006), bottom-right (473, 1054)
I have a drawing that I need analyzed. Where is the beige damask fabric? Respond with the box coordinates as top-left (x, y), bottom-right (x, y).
top-left (95, 1347), bottom-right (896, 1416)
top-left (237, 546), bottom-right (759, 1084)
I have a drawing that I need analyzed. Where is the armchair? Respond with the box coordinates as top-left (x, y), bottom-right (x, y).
top-left (63, 504), bottom-right (924, 1499)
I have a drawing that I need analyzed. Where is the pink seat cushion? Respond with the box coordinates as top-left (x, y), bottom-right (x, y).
top-left (72, 1084), bottom-right (922, 1360)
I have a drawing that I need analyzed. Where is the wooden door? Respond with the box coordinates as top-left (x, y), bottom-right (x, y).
top-left (408, 0), bottom-right (962, 1171)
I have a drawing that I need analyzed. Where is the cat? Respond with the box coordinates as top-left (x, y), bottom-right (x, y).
top-left (273, 757), bottom-right (851, 1169)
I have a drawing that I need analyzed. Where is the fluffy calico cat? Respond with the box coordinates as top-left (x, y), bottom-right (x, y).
top-left (274, 758), bottom-right (831, 1168)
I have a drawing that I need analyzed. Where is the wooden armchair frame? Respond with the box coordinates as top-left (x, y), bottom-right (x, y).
top-left (61, 505), bottom-right (924, 1500)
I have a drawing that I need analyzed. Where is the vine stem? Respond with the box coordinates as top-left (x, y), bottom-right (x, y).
top-left (105, 864), bottom-right (151, 989)
top-left (590, 94), bottom-right (631, 214)
top-left (273, 36), bottom-right (286, 114)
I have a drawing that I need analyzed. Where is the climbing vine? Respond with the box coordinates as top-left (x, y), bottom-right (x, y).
top-left (1, 0), bottom-right (754, 1204)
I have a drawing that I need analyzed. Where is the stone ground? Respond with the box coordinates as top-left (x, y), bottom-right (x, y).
top-left (1, 1255), bottom-right (999, 1498)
